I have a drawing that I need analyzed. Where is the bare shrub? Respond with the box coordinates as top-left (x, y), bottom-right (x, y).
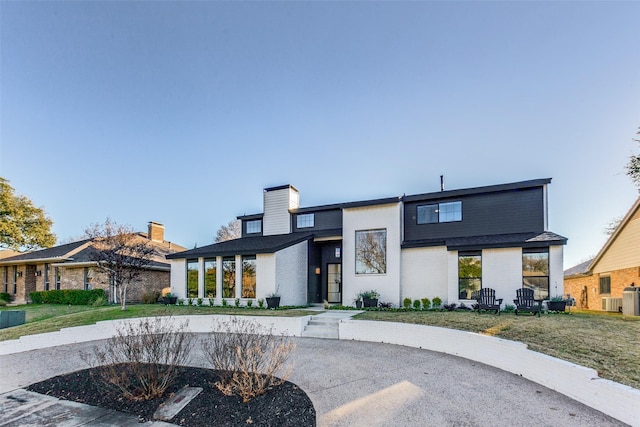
top-left (202, 317), bottom-right (296, 402)
top-left (88, 316), bottom-right (193, 401)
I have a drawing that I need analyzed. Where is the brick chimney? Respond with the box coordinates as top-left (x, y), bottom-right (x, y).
top-left (148, 222), bottom-right (165, 242)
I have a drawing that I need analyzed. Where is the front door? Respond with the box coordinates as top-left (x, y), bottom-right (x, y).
top-left (327, 263), bottom-right (341, 303)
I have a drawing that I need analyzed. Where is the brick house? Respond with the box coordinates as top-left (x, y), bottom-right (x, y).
top-left (168, 178), bottom-right (567, 307)
top-left (564, 197), bottom-right (640, 311)
top-left (0, 222), bottom-right (186, 304)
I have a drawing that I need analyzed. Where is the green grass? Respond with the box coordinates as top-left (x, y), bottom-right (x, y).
top-left (0, 304), bottom-right (315, 342)
top-left (2, 304), bottom-right (639, 391)
top-left (355, 309), bottom-right (640, 390)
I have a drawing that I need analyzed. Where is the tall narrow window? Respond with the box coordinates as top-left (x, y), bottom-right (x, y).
top-left (297, 213), bottom-right (314, 228)
top-left (44, 263), bottom-right (50, 291)
top-left (55, 267), bottom-right (61, 290)
top-left (242, 256), bottom-right (256, 298)
top-left (222, 257), bottom-right (236, 298)
top-left (458, 252), bottom-right (482, 299)
top-left (355, 229), bottom-right (387, 274)
top-left (12, 266), bottom-right (18, 294)
top-left (204, 259), bottom-right (216, 298)
top-left (522, 248), bottom-right (549, 300)
top-left (186, 260), bottom-right (198, 298)
top-left (83, 267), bottom-right (90, 290)
top-left (3, 267), bottom-right (8, 293)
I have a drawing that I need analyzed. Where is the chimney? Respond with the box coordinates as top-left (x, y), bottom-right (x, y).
top-left (148, 222), bottom-right (165, 242)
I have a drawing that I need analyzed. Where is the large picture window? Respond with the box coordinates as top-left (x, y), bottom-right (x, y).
top-left (458, 252), bottom-right (481, 299)
top-left (186, 259), bottom-right (198, 298)
top-left (204, 259), bottom-right (216, 298)
top-left (417, 201), bottom-right (462, 224)
top-left (355, 229), bottom-right (387, 274)
top-left (222, 256), bottom-right (236, 298)
top-left (242, 255), bottom-right (256, 298)
top-left (523, 248), bottom-right (549, 300)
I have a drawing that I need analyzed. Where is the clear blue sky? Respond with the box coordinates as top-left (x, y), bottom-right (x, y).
top-left (1, 1), bottom-right (638, 269)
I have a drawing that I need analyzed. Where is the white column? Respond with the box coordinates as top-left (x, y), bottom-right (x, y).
top-left (216, 256), bottom-right (222, 303)
top-left (198, 257), bottom-right (204, 298)
top-left (235, 255), bottom-right (242, 299)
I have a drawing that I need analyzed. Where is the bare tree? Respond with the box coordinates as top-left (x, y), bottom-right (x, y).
top-left (215, 219), bottom-right (241, 242)
top-left (355, 230), bottom-right (387, 274)
top-left (626, 127), bottom-right (640, 190)
top-left (603, 216), bottom-right (623, 236)
top-left (85, 218), bottom-right (156, 310)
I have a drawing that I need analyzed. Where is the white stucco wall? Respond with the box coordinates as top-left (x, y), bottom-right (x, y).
top-left (550, 244), bottom-right (565, 298)
top-left (482, 247), bottom-right (523, 304)
top-left (263, 186), bottom-right (299, 236)
top-left (170, 258), bottom-right (186, 298)
top-left (275, 240), bottom-right (308, 306)
top-left (342, 203), bottom-right (402, 306)
top-left (401, 247), bottom-right (448, 302)
top-left (256, 253), bottom-right (276, 299)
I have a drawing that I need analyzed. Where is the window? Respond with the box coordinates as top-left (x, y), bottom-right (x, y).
top-left (417, 201), bottom-right (462, 224)
top-left (522, 248), bottom-right (549, 300)
top-left (297, 213), bottom-right (314, 228)
top-left (83, 267), bottom-right (90, 291)
top-left (44, 263), bottom-right (50, 291)
top-left (599, 276), bottom-right (611, 294)
top-left (459, 252), bottom-right (482, 299)
top-left (3, 267), bottom-right (8, 293)
top-left (204, 259), bottom-right (216, 298)
top-left (13, 266), bottom-right (18, 294)
top-left (246, 220), bottom-right (261, 234)
top-left (55, 267), bottom-right (61, 290)
top-left (242, 255), bottom-right (256, 298)
top-left (186, 259), bottom-right (198, 298)
top-left (222, 256), bottom-right (236, 298)
top-left (355, 229), bottom-right (387, 274)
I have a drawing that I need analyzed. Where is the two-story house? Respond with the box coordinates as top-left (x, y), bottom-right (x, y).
top-left (167, 179), bottom-right (567, 307)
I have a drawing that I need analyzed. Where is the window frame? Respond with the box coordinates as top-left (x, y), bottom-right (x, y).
top-left (241, 255), bottom-right (256, 298)
top-left (417, 201), bottom-right (462, 224)
top-left (204, 258), bottom-right (217, 298)
top-left (458, 251), bottom-right (482, 299)
top-left (222, 256), bottom-right (236, 298)
top-left (186, 259), bottom-right (199, 299)
top-left (246, 220), bottom-right (262, 234)
top-left (522, 248), bottom-right (550, 300)
top-left (355, 229), bottom-right (387, 275)
top-left (296, 213), bottom-right (315, 229)
top-left (599, 275), bottom-right (611, 294)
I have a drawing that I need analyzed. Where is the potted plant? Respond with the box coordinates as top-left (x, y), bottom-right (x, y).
top-left (266, 292), bottom-right (281, 309)
top-left (163, 293), bottom-right (177, 305)
top-left (547, 296), bottom-right (567, 312)
top-left (353, 296), bottom-right (363, 309)
top-left (361, 290), bottom-right (379, 308)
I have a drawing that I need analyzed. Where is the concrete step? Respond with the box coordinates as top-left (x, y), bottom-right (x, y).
top-left (301, 315), bottom-right (340, 339)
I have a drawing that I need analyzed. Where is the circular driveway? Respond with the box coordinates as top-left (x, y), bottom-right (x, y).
top-left (0, 335), bottom-right (624, 427)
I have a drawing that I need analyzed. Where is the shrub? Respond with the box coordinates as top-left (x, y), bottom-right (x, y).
top-left (0, 292), bottom-right (11, 303)
top-left (202, 317), bottom-right (296, 403)
top-left (444, 303), bottom-right (457, 311)
top-left (503, 304), bottom-right (515, 313)
top-left (378, 301), bottom-right (393, 309)
top-left (142, 291), bottom-right (160, 304)
top-left (30, 289), bottom-right (106, 305)
top-left (432, 297), bottom-right (442, 309)
top-left (412, 299), bottom-right (421, 310)
top-left (197, 298), bottom-right (203, 307)
top-left (87, 316), bottom-right (193, 401)
top-left (403, 297), bottom-right (412, 308)
top-left (421, 298), bottom-right (430, 310)
top-left (235, 298), bottom-right (241, 308)
top-left (246, 299), bottom-right (253, 308)
top-left (257, 298), bottom-right (264, 308)
top-left (92, 296), bottom-right (107, 307)
top-left (222, 299), bottom-right (228, 307)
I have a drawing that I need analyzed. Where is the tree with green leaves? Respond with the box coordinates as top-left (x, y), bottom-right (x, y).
top-left (626, 128), bottom-right (640, 189)
top-left (0, 177), bottom-right (56, 251)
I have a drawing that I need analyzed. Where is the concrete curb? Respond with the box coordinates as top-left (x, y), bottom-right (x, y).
top-left (1, 314), bottom-right (638, 426)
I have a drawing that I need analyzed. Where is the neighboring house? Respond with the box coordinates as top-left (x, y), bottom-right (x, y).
top-left (168, 179), bottom-right (567, 308)
top-left (564, 197), bottom-right (640, 312)
top-left (0, 222), bottom-right (186, 304)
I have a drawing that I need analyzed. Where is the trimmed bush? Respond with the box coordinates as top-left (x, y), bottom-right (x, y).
top-left (403, 297), bottom-right (412, 308)
top-left (412, 299), bottom-right (421, 310)
top-left (421, 298), bottom-right (431, 310)
top-left (0, 292), bottom-right (11, 303)
top-left (432, 297), bottom-right (442, 309)
top-left (30, 289), bottom-right (106, 305)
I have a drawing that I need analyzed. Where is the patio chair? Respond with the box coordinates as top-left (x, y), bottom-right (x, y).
top-left (475, 288), bottom-right (502, 315)
top-left (513, 288), bottom-right (542, 317)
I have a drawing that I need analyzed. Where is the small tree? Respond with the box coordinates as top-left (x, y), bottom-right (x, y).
top-left (626, 128), bottom-right (640, 189)
top-left (0, 177), bottom-right (56, 251)
top-left (215, 219), bottom-right (241, 242)
top-left (85, 218), bottom-right (156, 310)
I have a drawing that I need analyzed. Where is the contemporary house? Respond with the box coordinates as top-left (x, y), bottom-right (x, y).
top-left (168, 178), bottom-right (566, 308)
top-left (564, 197), bottom-right (640, 311)
top-left (0, 222), bottom-right (186, 304)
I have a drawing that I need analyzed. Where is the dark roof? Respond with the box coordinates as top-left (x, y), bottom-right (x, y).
top-left (167, 233), bottom-right (315, 259)
top-left (402, 231), bottom-right (567, 251)
top-left (0, 239), bottom-right (91, 263)
top-left (564, 259), bottom-right (594, 277)
top-left (403, 178), bottom-right (552, 203)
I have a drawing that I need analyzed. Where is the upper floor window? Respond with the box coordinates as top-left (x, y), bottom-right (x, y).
top-left (246, 220), bottom-right (262, 234)
top-left (297, 213), bottom-right (315, 228)
top-left (355, 229), bottom-right (387, 274)
top-left (417, 201), bottom-right (462, 224)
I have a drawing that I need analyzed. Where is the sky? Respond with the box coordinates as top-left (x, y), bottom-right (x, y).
top-left (1, 0), bottom-right (638, 269)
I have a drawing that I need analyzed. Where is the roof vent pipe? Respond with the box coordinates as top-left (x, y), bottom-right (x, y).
top-left (440, 175), bottom-right (445, 192)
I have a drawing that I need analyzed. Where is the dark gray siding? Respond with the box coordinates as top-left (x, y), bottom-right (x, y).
top-left (293, 209), bottom-right (342, 233)
top-left (404, 187), bottom-right (545, 241)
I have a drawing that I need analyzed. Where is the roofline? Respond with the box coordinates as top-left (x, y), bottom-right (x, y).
top-left (587, 196), bottom-right (640, 272)
top-left (166, 234), bottom-right (314, 259)
top-left (0, 257), bottom-right (73, 266)
top-left (403, 178), bottom-right (552, 203)
top-left (50, 261), bottom-right (170, 271)
top-left (264, 184), bottom-right (299, 193)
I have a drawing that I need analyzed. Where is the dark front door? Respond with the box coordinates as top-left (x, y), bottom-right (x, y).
top-left (327, 263), bottom-right (341, 303)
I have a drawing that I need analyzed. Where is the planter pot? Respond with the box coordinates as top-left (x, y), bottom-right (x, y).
top-left (163, 296), bottom-right (178, 305)
top-left (547, 301), bottom-right (566, 312)
top-left (355, 300), bottom-right (363, 309)
top-left (363, 297), bottom-right (378, 308)
top-left (266, 296), bottom-right (281, 309)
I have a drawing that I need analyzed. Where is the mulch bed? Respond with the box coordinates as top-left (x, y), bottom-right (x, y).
top-left (26, 365), bottom-right (316, 426)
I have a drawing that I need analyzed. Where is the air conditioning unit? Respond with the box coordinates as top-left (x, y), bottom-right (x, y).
top-left (601, 297), bottom-right (622, 312)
